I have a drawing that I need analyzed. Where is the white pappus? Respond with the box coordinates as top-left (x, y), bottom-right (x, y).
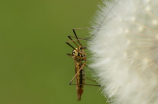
top-left (88, 0), bottom-right (158, 104)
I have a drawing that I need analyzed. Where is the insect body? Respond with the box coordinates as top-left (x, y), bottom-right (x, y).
top-left (66, 29), bottom-right (100, 101)
top-left (66, 29), bottom-right (87, 101)
top-left (66, 29), bottom-right (86, 101)
top-left (73, 46), bottom-right (86, 101)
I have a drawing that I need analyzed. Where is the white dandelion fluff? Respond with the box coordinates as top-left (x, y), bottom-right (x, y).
top-left (88, 0), bottom-right (158, 104)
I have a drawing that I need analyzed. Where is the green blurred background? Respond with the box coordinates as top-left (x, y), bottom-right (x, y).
top-left (0, 0), bottom-right (107, 104)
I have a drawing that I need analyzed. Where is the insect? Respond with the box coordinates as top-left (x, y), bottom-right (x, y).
top-left (66, 0), bottom-right (121, 101)
top-left (66, 28), bottom-right (100, 101)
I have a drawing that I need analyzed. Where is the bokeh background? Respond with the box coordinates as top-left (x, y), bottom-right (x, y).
top-left (0, 0), bottom-right (108, 104)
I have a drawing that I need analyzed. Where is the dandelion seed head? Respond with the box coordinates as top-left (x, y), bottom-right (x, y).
top-left (88, 0), bottom-right (158, 104)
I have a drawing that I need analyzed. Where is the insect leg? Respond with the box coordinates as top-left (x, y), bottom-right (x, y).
top-left (72, 27), bottom-right (97, 45)
top-left (68, 35), bottom-right (91, 41)
top-left (66, 42), bottom-right (75, 50)
top-left (67, 35), bottom-right (79, 47)
top-left (67, 27), bottom-right (93, 49)
top-left (67, 53), bottom-right (72, 56)
top-left (69, 83), bottom-right (101, 87)
top-left (86, 77), bottom-right (97, 83)
top-left (66, 37), bottom-right (89, 49)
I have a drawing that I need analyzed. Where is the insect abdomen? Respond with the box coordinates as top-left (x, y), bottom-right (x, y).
top-left (76, 62), bottom-right (85, 101)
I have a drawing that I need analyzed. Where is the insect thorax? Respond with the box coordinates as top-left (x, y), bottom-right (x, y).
top-left (72, 48), bottom-right (85, 61)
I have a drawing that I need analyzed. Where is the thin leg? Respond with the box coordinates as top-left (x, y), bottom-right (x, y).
top-left (72, 27), bottom-right (98, 43)
top-left (86, 77), bottom-right (101, 87)
top-left (72, 29), bottom-right (82, 46)
top-left (84, 64), bottom-right (100, 84)
top-left (68, 35), bottom-right (91, 41)
top-left (66, 42), bottom-right (75, 50)
top-left (67, 31), bottom-right (91, 50)
top-left (73, 27), bottom-right (98, 30)
top-left (66, 37), bottom-right (89, 45)
top-left (85, 64), bottom-right (96, 74)
top-left (69, 83), bottom-right (101, 87)
top-left (68, 35), bottom-right (79, 47)
top-left (86, 77), bottom-right (98, 83)
top-left (67, 53), bottom-right (72, 56)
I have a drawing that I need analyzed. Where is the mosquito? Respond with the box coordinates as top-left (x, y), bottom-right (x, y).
top-left (66, 28), bottom-right (100, 101)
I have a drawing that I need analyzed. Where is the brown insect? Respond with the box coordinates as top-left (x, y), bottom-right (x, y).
top-left (66, 28), bottom-right (100, 101)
